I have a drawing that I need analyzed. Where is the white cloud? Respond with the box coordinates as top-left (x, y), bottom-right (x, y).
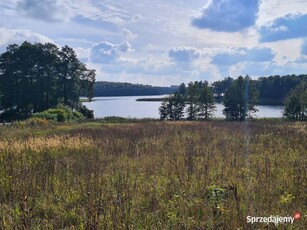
top-left (257, 0), bottom-right (307, 26)
top-left (130, 14), bottom-right (143, 24)
top-left (301, 39), bottom-right (307, 56)
top-left (66, 0), bottom-right (129, 25)
top-left (90, 41), bottom-right (132, 64)
top-left (74, 47), bottom-right (90, 60)
top-left (117, 41), bottom-right (132, 53)
top-left (259, 13), bottom-right (307, 42)
top-left (17, 0), bottom-right (70, 22)
top-left (0, 27), bottom-right (53, 53)
top-left (211, 47), bottom-right (276, 66)
top-left (1, 0), bottom-right (306, 86)
top-left (169, 47), bottom-right (201, 63)
top-left (122, 27), bottom-right (138, 40)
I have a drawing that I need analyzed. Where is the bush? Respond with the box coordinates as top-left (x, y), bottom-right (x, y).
top-left (103, 116), bottom-right (128, 123)
top-left (13, 117), bottom-right (50, 128)
top-left (33, 106), bottom-right (85, 122)
top-left (78, 105), bottom-right (94, 119)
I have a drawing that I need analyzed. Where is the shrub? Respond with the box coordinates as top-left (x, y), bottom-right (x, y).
top-left (78, 105), bottom-right (94, 119)
top-left (33, 106), bottom-right (84, 122)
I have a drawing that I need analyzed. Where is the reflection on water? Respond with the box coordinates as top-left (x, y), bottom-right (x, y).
top-left (83, 95), bottom-right (284, 119)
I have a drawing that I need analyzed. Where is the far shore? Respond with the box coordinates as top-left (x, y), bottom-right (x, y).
top-left (136, 97), bottom-right (284, 106)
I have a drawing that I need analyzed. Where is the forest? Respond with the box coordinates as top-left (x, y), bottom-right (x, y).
top-left (94, 74), bottom-right (307, 106)
top-left (93, 81), bottom-right (177, 96)
top-left (212, 74), bottom-right (307, 105)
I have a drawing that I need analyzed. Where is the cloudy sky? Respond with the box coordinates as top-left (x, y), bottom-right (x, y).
top-left (1, 0), bottom-right (307, 86)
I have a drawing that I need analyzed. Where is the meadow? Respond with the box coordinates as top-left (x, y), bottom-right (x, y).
top-left (0, 120), bottom-right (306, 229)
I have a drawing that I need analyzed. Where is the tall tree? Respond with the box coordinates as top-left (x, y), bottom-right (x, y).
top-left (198, 82), bottom-right (216, 120)
top-left (0, 41), bottom-right (96, 121)
top-left (212, 77), bottom-right (234, 98)
top-left (283, 81), bottom-right (307, 120)
top-left (223, 76), bottom-right (258, 121)
top-left (57, 45), bottom-right (82, 106)
top-left (186, 81), bottom-right (200, 120)
top-left (159, 81), bottom-right (216, 121)
top-left (159, 92), bottom-right (185, 120)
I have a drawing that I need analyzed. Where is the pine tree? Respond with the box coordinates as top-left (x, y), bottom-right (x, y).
top-left (198, 83), bottom-right (216, 120)
top-left (223, 76), bottom-right (258, 121)
top-left (284, 81), bottom-right (307, 120)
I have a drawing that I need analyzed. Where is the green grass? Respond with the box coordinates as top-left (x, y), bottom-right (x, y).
top-left (0, 121), bottom-right (306, 229)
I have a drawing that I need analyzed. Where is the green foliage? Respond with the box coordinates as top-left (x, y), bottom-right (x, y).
top-left (0, 41), bottom-right (95, 121)
top-left (159, 93), bottom-right (185, 120)
top-left (78, 105), bottom-right (94, 119)
top-left (212, 74), bottom-right (307, 105)
top-left (223, 75), bottom-right (258, 120)
top-left (33, 106), bottom-right (84, 122)
top-left (13, 117), bottom-right (50, 128)
top-left (207, 185), bottom-right (226, 205)
top-left (186, 81), bottom-right (200, 120)
top-left (159, 81), bottom-right (215, 121)
top-left (103, 116), bottom-right (132, 123)
top-left (93, 81), bottom-right (177, 96)
top-left (256, 74), bottom-right (307, 104)
top-left (279, 193), bottom-right (295, 205)
top-left (198, 83), bottom-right (216, 120)
top-left (212, 77), bottom-right (234, 100)
top-left (283, 81), bottom-right (307, 120)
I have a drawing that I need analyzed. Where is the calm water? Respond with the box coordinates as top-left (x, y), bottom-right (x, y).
top-left (83, 95), bottom-right (284, 119)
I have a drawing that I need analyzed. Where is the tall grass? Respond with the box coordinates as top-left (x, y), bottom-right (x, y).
top-left (0, 121), bottom-right (306, 229)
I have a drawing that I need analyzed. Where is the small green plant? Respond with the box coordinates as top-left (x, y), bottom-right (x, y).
top-left (33, 106), bottom-right (84, 122)
top-left (207, 185), bottom-right (226, 205)
top-left (279, 193), bottom-right (295, 205)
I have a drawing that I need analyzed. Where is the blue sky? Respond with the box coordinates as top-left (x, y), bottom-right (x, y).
top-left (1, 0), bottom-right (307, 86)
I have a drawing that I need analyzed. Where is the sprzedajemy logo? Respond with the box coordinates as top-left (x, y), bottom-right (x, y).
top-left (247, 212), bottom-right (301, 225)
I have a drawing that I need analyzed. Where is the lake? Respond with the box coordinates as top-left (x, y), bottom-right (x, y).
top-left (83, 95), bottom-right (285, 119)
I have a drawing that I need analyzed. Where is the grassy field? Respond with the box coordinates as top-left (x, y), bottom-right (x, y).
top-left (0, 120), bottom-right (306, 229)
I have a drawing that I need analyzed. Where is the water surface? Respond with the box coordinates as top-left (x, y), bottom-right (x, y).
top-left (83, 95), bottom-right (284, 119)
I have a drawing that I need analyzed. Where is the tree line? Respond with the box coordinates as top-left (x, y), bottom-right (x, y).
top-left (93, 74), bottom-right (306, 106)
top-left (94, 81), bottom-right (177, 96)
top-left (160, 76), bottom-right (307, 121)
top-left (0, 41), bottom-right (95, 121)
top-left (212, 74), bottom-right (307, 105)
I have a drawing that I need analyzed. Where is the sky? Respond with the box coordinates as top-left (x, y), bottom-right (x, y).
top-left (1, 0), bottom-right (307, 86)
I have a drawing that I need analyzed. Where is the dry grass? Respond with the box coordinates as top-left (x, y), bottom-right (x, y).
top-left (0, 135), bottom-right (94, 153)
top-left (0, 121), bottom-right (306, 229)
